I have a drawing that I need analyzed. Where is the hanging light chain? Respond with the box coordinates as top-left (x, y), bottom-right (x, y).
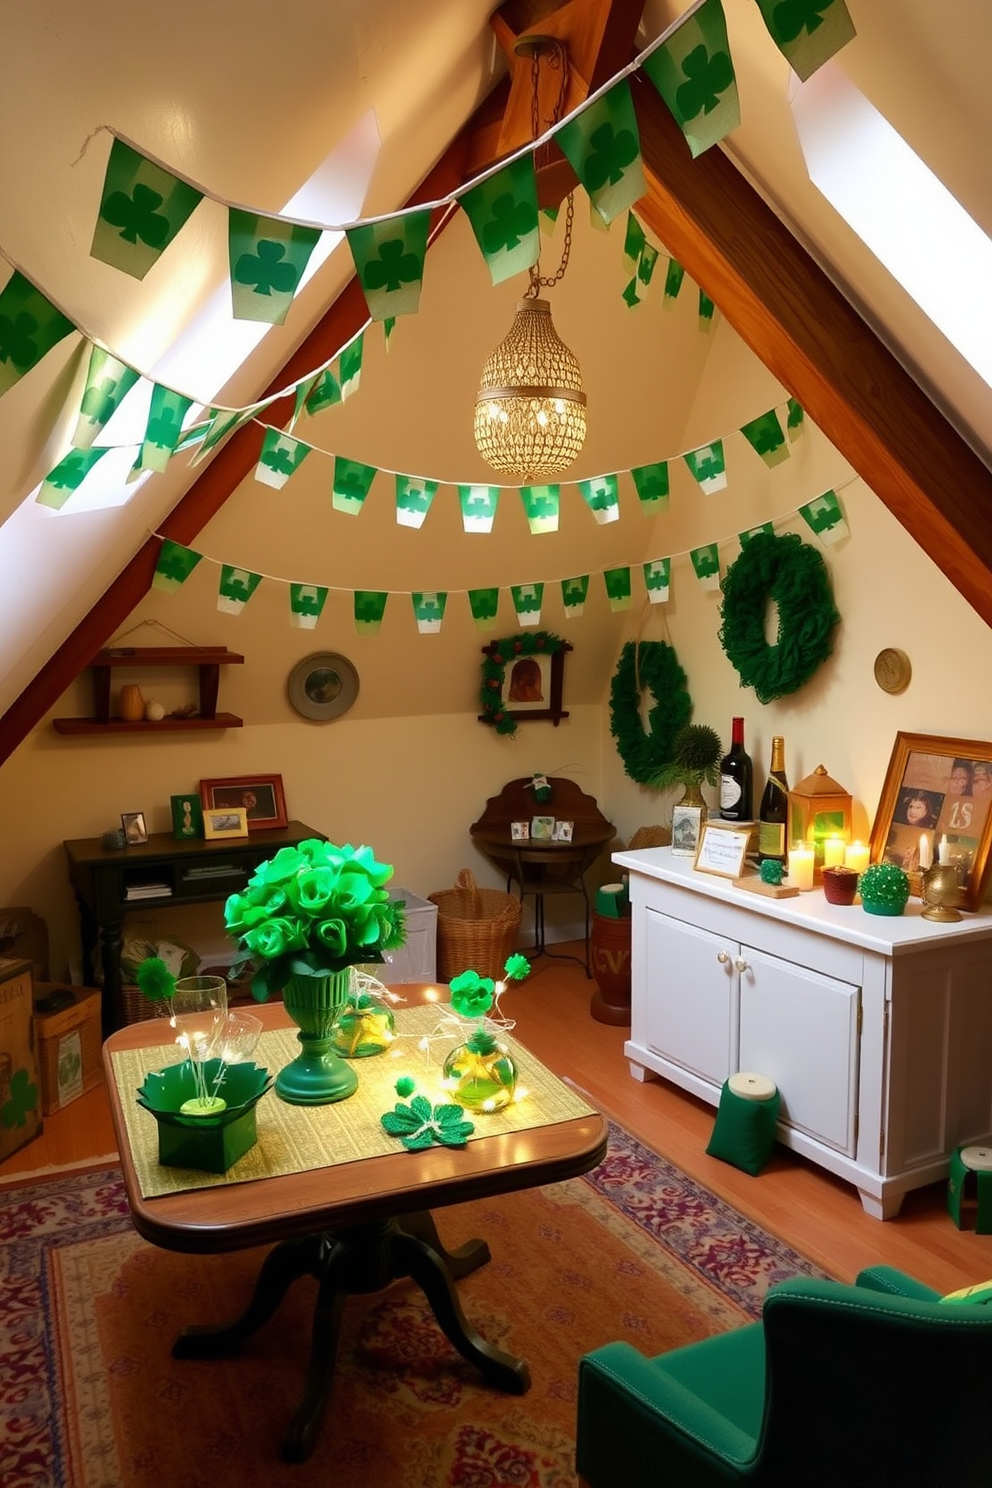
top-left (526, 38), bottom-right (573, 300)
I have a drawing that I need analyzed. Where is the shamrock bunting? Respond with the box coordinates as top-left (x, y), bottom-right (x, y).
top-left (631, 461), bottom-right (670, 514)
top-left (152, 539), bottom-right (202, 592)
top-left (228, 210), bottom-right (321, 325)
top-left (354, 590), bottom-right (388, 634)
top-left (72, 346), bottom-right (140, 449)
top-left (684, 441), bottom-right (727, 494)
top-left (643, 557), bottom-right (671, 604)
top-left (799, 489), bottom-right (849, 546)
top-left (458, 485), bottom-right (500, 534)
top-left (332, 456), bottom-right (376, 514)
top-left (519, 484), bottom-right (560, 535)
top-left (255, 428), bottom-right (312, 489)
top-left (35, 447), bottom-right (110, 510)
top-left (623, 211), bottom-right (646, 272)
top-left (642, 0), bottom-right (740, 158)
top-left (459, 154), bottom-right (540, 287)
top-left (339, 335), bottom-right (363, 400)
top-left (663, 257), bottom-right (686, 308)
top-left (690, 542), bottom-right (722, 590)
top-left (188, 402), bottom-right (267, 468)
top-left (468, 588), bottom-right (500, 630)
top-left (621, 212), bottom-right (659, 307)
top-left (561, 575), bottom-right (590, 618)
top-left (217, 565), bottom-right (262, 614)
top-left (304, 366), bottom-right (342, 417)
top-left (740, 409), bottom-right (789, 467)
top-left (557, 81), bottom-right (646, 225)
top-left (91, 138), bottom-right (203, 279)
top-left (0, 271), bottom-right (75, 400)
top-left (698, 290), bottom-right (716, 331)
top-left (135, 384), bottom-right (194, 474)
top-left (753, 0), bottom-right (856, 82)
top-left (289, 583), bottom-right (328, 628)
top-left (603, 567), bottom-right (632, 612)
top-left (347, 209), bottom-right (431, 321)
top-left (412, 591), bottom-right (446, 634)
top-left (787, 398), bottom-right (805, 440)
top-left (395, 474), bottom-right (438, 530)
top-left (740, 522), bottom-right (775, 547)
top-left (511, 583), bottom-right (544, 626)
top-left (577, 473), bottom-right (620, 524)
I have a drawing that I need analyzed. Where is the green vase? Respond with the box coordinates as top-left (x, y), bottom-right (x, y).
top-left (276, 969), bottom-right (359, 1105)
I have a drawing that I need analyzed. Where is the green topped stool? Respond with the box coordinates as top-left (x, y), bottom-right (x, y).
top-left (948, 1144), bottom-right (992, 1233)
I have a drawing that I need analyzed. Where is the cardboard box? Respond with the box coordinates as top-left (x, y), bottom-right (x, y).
top-left (0, 956), bottom-right (43, 1162)
top-left (33, 983), bottom-right (102, 1115)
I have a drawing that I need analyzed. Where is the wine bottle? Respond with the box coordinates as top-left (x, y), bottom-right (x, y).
top-left (720, 717), bottom-right (753, 821)
top-left (758, 736), bottom-right (789, 863)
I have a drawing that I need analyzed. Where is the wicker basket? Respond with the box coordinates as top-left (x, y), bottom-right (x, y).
top-left (429, 869), bottom-right (523, 982)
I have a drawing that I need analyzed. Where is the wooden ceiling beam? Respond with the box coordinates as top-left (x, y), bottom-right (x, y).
top-left (629, 73), bottom-right (992, 629)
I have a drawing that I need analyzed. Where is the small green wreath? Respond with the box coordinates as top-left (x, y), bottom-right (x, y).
top-left (719, 531), bottom-right (840, 704)
top-left (479, 631), bottom-right (565, 737)
top-left (608, 640), bottom-right (692, 785)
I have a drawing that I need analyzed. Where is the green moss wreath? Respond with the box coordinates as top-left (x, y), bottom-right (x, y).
top-left (609, 640), bottom-right (692, 785)
top-left (479, 630), bottom-right (565, 737)
top-left (718, 531), bottom-right (840, 704)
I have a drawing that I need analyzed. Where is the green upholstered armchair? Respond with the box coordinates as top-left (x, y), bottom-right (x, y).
top-left (576, 1266), bottom-right (992, 1487)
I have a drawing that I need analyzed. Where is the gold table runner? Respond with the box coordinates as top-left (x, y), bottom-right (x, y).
top-left (111, 1004), bottom-right (595, 1200)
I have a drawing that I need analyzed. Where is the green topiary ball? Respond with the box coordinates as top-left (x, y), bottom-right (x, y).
top-left (858, 861), bottom-right (910, 916)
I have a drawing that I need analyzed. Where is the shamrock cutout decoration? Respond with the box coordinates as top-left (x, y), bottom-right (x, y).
top-left (381, 1094), bottom-right (475, 1151)
top-left (675, 43), bottom-right (734, 122)
top-left (102, 183), bottom-right (170, 247)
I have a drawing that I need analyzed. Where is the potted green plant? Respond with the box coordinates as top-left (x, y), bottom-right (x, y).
top-left (650, 723), bottom-right (722, 809)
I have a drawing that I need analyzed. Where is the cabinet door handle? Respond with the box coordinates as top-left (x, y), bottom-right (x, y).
top-left (735, 957), bottom-right (750, 974)
top-left (716, 951), bottom-right (730, 964)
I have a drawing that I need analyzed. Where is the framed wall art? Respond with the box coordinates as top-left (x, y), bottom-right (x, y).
top-left (478, 633), bottom-right (572, 733)
top-left (203, 806), bottom-right (249, 841)
top-left (199, 774), bottom-right (288, 831)
top-left (869, 731), bottom-right (992, 909)
top-left (171, 794), bottom-right (203, 840)
top-left (671, 803), bottom-right (704, 857)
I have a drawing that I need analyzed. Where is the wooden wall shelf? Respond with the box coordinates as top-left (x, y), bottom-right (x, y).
top-left (53, 646), bottom-right (245, 735)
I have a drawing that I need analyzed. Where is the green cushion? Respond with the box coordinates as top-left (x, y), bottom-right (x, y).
top-left (706, 1080), bottom-right (781, 1175)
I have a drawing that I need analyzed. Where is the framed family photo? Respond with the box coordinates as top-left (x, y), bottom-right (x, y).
top-left (199, 774), bottom-right (288, 831)
top-left (869, 731), bottom-right (992, 910)
top-left (203, 806), bottom-right (249, 841)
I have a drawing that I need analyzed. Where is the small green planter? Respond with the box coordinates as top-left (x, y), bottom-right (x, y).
top-left (137, 1059), bottom-right (273, 1173)
top-left (859, 862), bottom-right (910, 917)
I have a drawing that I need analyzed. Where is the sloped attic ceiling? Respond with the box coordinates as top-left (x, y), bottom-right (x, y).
top-left (0, 0), bottom-right (989, 755)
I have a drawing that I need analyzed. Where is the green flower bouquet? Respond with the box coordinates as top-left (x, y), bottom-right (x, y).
top-left (224, 839), bottom-right (407, 1000)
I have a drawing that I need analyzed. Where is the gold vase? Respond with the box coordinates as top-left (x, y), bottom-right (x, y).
top-left (678, 781), bottom-right (707, 818)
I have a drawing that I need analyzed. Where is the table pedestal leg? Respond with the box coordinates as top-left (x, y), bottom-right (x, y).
top-left (170, 1213), bottom-right (529, 1463)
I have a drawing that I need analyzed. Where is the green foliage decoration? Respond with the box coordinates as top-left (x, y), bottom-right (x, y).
top-left (651, 723), bottom-right (722, 791)
top-left (479, 631), bottom-right (565, 737)
top-left (608, 640), bottom-right (692, 785)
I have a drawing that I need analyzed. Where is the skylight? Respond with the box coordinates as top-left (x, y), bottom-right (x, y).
top-left (791, 63), bottom-right (992, 388)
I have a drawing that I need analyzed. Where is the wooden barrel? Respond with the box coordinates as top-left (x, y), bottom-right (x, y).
top-left (590, 910), bottom-right (632, 1025)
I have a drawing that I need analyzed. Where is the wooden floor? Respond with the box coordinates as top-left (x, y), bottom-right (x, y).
top-left (4, 946), bottom-right (991, 1293)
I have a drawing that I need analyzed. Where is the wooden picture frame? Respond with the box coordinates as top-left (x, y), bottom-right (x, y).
top-left (694, 823), bottom-right (750, 879)
top-left (869, 731), bottom-right (992, 909)
top-left (479, 636), bottom-right (572, 728)
top-left (171, 794), bottom-right (203, 840)
top-left (671, 804), bottom-right (704, 857)
top-left (199, 774), bottom-right (288, 831)
top-left (203, 806), bottom-right (249, 841)
top-left (120, 811), bottom-right (148, 845)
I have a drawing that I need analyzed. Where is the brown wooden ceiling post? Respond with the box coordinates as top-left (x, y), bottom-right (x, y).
top-left (629, 73), bottom-right (992, 627)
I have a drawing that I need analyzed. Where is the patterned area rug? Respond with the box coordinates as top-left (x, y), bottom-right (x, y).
top-left (0, 1123), bottom-right (826, 1488)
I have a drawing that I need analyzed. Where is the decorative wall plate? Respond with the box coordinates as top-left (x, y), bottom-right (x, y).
top-left (873, 648), bottom-right (911, 695)
top-left (288, 652), bottom-right (359, 721)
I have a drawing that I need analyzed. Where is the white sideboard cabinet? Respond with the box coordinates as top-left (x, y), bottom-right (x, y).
top-left (612, 846), bottom-right (992, 1219)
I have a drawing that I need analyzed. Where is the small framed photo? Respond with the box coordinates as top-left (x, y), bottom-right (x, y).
top-left (694, 823), bottom-right (750, 879)
top-left (511, 821), bottom-right (530, 841)
top-left (203, 806), bottom-right (249, 841)
top-left (531, 815), bottom-right (555, 841)
top-left (552, 819), bottom-right (574, 842)
top-left (171, 794), bottom-right (203, 840)
top-left (199, 774), bottom-right (288, 831)
top-left (121, 811), bottom-right (148, 845)
top-left (671, 804), bottom-right (704, 857)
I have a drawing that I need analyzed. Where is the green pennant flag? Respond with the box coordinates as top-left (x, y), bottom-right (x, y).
top-left (799, 489), bottom-right (849, 546)
top-left (354, 590), bottom-right (388, 635)
top-left (347, 208), bottom-right (432, 321)
top-left (641, 0), bottom-right (740, 157)
top-left (0, 271), bottom-right (75, 399)
top-left (577, 473), bottom-right (620, 524)
top-left (540, 206), bottom-right (559, 237)
top-left (468, 588), bottom-right (500, 631)
top-left (188, 403), bottom-right (264, 468)
top-left (340, 335), bottom-right (363, 400)
top-left (740, 522), bottom-right (775, 548)
top-left (561, 575), bottom-right (589, 617)
top-left (684, 441), bottom-right (726, 493)
top-left (383, 317), bottom-right (396, 348)
top-left (458, 484), bottom-right (500, 533)
top-left (621, 276), bottom-right (641, 309)
top-left (395, 474), bottom-right (438, 530)
top-left (753, 0), bottom-right (856, 82)
top-left (623, 211), bottom-right (646, 272)
top-left (412, 591), bottom-right (447, 634)
top-left (690, 542), bottom-right (722, 590)
top-left (332, 456), bottom-right (377, 515)
top-left (289, 583), bottom-right (328, 629)
top-left (229, 210), bottom-right (321, 325)
top-left (303, 367), bottom-right (342, 419)
top-left (460, 155), bottom-right (540, 287)
top-left (286, 375), bottom-right (315, 432)
top-left (698, 290), bottom-right (716, 331)
top-left (218, 565), bottom-right (262, 615)
top-left (622, 238), bottom-right (660, 308)
top-left (511, 583), bottom-right (544, 626)
top-left (520, 484), bottom-right (560, 535)
top-left (631, 461), bottom-right (670, 514)
top-left (603, 567), bottom-right (632, 612)
top-left (35, 447), bottom-right (110, 510)
top-left (91, 138), bottom-right (203, 279)
top-left (787, 397), bottom-right (805, 440)
top-left (255, 428), bottom-right (311, 489)
top-left (662, 257), bottom-right (685, 308)
top-left (643, 557), bottom-right (671, 603)
top-left (152, 539), bottom-right (202, 592)
top-left (740, 409), bottom-right (789, 467)
top-left (557, 81), bottom-right (646, 225)
top-left (72, 346), bottom-right (140, 449)
top-left (135, 384), bottom-right (194, 473)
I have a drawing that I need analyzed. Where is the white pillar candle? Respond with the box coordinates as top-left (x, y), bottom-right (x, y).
top-left (844, 841), bottom-right (870, 874)
top-left (938, 834), bottom-right (950, 865)
top-left (823, 836), bottom-right (846, 868)
top-left (918, 834), bottom-right (932, 871)
top-left (787, 844), bottom-right (815, 891)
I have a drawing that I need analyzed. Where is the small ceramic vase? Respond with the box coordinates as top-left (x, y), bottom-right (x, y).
top-left (822, 866), bottom-right (859, 906)
top-left (117, 683), bottom-right (145, 721)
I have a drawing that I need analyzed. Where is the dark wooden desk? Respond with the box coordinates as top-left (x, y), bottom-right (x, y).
top-left (470, 777), bottom-right (615, 974)
top-left (65, 819), bottom-right (323, 1038)
top-left (102, 994), bottom-right (608, 1461)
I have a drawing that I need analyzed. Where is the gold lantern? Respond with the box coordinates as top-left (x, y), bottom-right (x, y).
top-left (787, 765), bottom-right (853, 881)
